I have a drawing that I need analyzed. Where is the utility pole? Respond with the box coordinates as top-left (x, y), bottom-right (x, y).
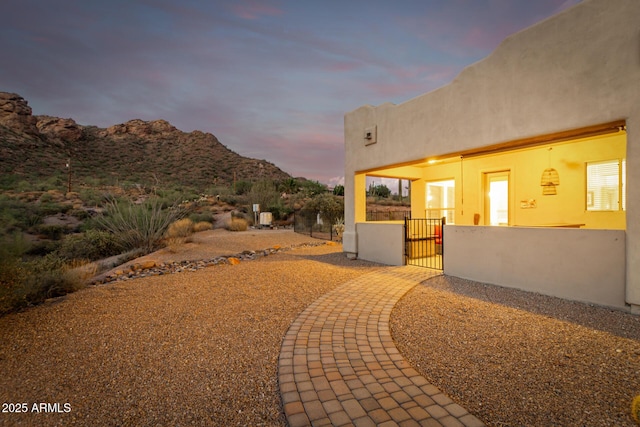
top-left (66, 158), bottom-right (72, 193)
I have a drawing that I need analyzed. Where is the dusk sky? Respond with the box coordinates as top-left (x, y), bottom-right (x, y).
top-left (2, 0), bottom-right (582, 186)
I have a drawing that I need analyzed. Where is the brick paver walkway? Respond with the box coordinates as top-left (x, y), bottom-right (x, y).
top-left (278, 266), bottom-right (485, 427)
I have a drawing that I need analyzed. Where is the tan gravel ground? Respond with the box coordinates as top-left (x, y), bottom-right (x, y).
top-left (2, 229), bottom-right (640, 426)
top-left (391, 275), bottom-right (640, 427)
top-left (0, 230), bottom-right (383, 426)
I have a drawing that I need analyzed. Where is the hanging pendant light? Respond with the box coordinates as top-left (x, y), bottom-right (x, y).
top-left (541, 168), bottom-right (560, 194)
top-left (541, 147), bottom-right (560, 195)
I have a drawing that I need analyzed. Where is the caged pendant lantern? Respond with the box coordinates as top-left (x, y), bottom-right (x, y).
top-left (541, 147), bottom-right (560, 195)
top-left (541, 168), bottom-right (560, 194)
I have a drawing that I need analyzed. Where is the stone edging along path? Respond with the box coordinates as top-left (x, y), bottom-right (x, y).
top-left (91, 241), bottom-right (331, 285)
top-left (278, 266), bottom-right (485, 427)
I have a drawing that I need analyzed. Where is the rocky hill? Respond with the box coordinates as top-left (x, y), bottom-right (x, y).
top-left (0, 92), bottom-right (291, 191)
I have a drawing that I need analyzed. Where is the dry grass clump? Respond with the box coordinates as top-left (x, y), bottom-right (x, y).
top-left (166, 218), bottom-right (194, 239)
top-left (226, 217), bottom-right (248, 231)
top-left (164, 219), bottom-right (195, 251)
top-left (192, 221), bottom-right (212, 232)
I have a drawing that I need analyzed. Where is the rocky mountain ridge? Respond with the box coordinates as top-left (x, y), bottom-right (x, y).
top-left (0, 92), bottom-right (291, 190)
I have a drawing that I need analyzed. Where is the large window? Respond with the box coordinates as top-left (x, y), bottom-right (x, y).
top-left (426, 179), bottom-right (455, 223)
top-left (586, 159), bottom-right (625, 211)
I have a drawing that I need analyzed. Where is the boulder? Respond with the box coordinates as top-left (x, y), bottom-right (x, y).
top-left (0, 92), bottom-right (39, 135)
top-left (36, 116), bottom-right (82, 142)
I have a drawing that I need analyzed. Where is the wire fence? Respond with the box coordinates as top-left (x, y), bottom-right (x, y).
top-left (293, 211), bottom-right (341, 242)
top-left (366, 210), bottom-right (411, 221)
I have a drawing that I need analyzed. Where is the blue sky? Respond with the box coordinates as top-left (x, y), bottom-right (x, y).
top-left (1, 0), bottom-right (581, 186)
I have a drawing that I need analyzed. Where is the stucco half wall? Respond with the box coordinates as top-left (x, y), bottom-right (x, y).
top-left (356, 222), bottom-right (404, 266)
top-left (444, 226), bottom-right (626, 309)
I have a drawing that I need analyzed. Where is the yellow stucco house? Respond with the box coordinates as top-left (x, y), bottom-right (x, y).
top-left (343, 0), bottom-right (639, 312)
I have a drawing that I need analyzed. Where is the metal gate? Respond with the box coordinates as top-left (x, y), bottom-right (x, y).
top-left (404, 217), bottom-right (445, 270)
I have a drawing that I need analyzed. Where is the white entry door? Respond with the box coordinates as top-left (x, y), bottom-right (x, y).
top-left (484, 171), bottom-right (510, 226)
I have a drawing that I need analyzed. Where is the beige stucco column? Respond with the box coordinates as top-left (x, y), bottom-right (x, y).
top-left (625, 114), bottom-right (640, 312)
top-left (343, 172), bottom-right (366, 258)
top-left (410, 179), bottom-right (425, 219)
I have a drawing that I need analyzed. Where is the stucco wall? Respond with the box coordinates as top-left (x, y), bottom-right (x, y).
top-left (444, 226), bottom-right (627, 309)
top-left (356, 222), bottom-right (404, 266)
top-left (344, 0), bottom-right (640, 308)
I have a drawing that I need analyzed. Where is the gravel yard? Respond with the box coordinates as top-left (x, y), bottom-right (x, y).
top-left (391, 275), bottom-right (640, 427)
top-left (0, 231), bottom-right (382, 426)
top-left (1, 229), bottom-right (639, 426)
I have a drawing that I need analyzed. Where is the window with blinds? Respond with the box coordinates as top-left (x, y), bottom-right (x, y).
top-left (586, 159), bottom-right (625, 211)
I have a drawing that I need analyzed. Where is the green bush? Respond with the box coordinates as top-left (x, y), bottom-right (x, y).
top-left (234, 180), bottom-right (253, 195)
top-left (67, 208), bottom-right (91, 220)
top-left (0, 196), bottom-right (42, 234)
top-left (268, 204), bottom-right (293, 221)
top-left (220, 193), bottom-right (247, 206)
top-left (78, 188), bottom-right (107, 206)
top-left (0, 241), bottom-right (87, 315)
top-left (299, 180), bottom-right (327, 197)
top-left (95, 197), bottom-right (186, 253)
top-left (189, 212), bottom-right (215, 223)
top-left (25, 240), bottom-right (60, 257)
top-left (56, 230), bottom-right (121, 261)
top-left (34, 224), bottom-right (69, 240)
top-left (36, 202), bottom-right (71, 216)
top-left (303, 193), bottom-right (344, 225)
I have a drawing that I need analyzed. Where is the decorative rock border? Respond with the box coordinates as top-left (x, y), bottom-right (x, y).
top-left (92, 241), bottom-right (332, 285)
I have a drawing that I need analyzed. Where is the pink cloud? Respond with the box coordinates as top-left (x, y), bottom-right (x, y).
top-left (229, 0), bottom-right (283, 20)
top-left (326, 60), bottom-right (363, 73)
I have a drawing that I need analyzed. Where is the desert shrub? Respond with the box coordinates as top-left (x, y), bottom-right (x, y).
top-left (95, 197), bottom-right (186, 254)
top-left (39, 193), bottom-right (54, 203)
top-left (36, 202), bottom-right (71, 216)
top-left (34, 224), bottom-right (69, 240)
top-left (0, 243), bottom-right (88, 315)
top-left (32, 175), bottom-right (65, 192)
top-left (189, 212), bottom-right (215, 224)
top-left (268, 204), bottom-right (293, 221)
top-left (193, 221), bottom-right (212, 232)
top-left (248, 179), bottom-right (280, 213)
top-left (235, 180), bottom-right (253, 195)
top-left (15, 180), bottom-right (34, 192)
top-left (303, 193), bottom-right (344, 225)
top-left (67, 208), bottom-right (91, 220)
top-left (0, 175), bottom-right (20, 190)
top-left (226, 217), bottom-right (248, 231)
top-left (220, 193), bottom-right (246, 206)
top-left (56, 230), bottom-right (121, 261)
top-left (299, 180), bottom-right (328, 197)
top-left (277, 178), bottom-right (300, 194)
top-left (24, 240), bottom-right (60, 257)
top-left (206, 185), bottom-right (234, 198)
top-left (23, 255), bottom-right (88, 298)
top-left (156, 188), bottom-right (199, 207)
top-left (78, 188), bottom-right (106, 206)
top-left (0, 196), bottom-right (42, 233)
